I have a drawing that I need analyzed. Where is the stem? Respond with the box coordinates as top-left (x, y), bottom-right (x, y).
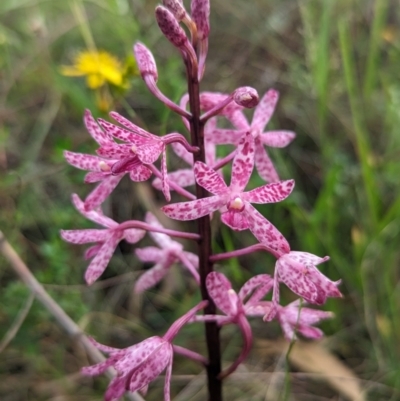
top-left (185, 56), bottom-right (222, 400)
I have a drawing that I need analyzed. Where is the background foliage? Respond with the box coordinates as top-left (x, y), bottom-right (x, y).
top-left (1, 0), bottom-right (400, 400)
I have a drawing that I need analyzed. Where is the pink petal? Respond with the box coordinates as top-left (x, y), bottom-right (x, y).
top-left (221, 210), bottom-right (250, 230)
top-left (87, 336), bottom-right (122, 353)
top-left (206, 272), bottom-right (236, 316)
top-left (98, 118), bottom-right (149, 144)
top-left (145, 212), bottom-right (175, 248)
top-left (135, 246), bottom-right (164, 262)
top-left (254, 138), bottom-right (280, 183)
top-left (84, 172), bottom-right (107, 183)
top-left (126, 342), bottom-right (172, 393)
top-left (207, 128), bottom-right (243, 145)
top-left (96, 144), bottom-right (132, 159)
top-left (84, 109), bottom-right (113, 146)
top-left (135, 141), bottom-right (164, 164)
top-left (134, 263), bottom-right (170, 293)
top-left (129, 165), bottom-right (152, 181)
top-left (81, 356), bottom-right (117, 376)
top-left (182, 251), bottom-right (199, 269)
top-left (244, 302), bottom-right (274, 317)
top-left (111, 156), bottom-right (142, 175)
top-left (244, 205), bottom-right (290, 255)
top-left (71, 193), bottom-right (117, 227)
top-left (162, 196), bottom-right (225, 221)
top-left (84, 244), bottom-right (102, 260)
top-left (230, 132), bottom-right (255, 192)
top-left (276, 253), bottom-right (342, 304)
top-left (164, 357), bottom-right (173, 401)
top-left (84, 233), bottom-right (121, 285)
top-left (84, 174), bottom-right (124, 211)
top-left (194, 162), bottom-right (228, 195)
top-left (251, 89), bottom-right (279, 131)
top-left (64, 150), bottom-right (109, 172)
top-left (104, 376), bottom-right (126, 401)
top-left (109, 111), bottom-right (153, 139)
top-left (60, 229), bottom-right (108, 244)
top-left (260, 130), bottom-right (296, 148)
top-left (238, 274), bottom-right (273, 304)
top-left (153, 169), bottom-right (195, 190)
top-left (113, 336), bottom-right (165, 373)
top-left (124, 228), bottom-right (146, 244)
top-left (244, 179), bottom-right (295, 204)
top-left (171, 142), bottom-right (193, 165)
top-left (160, 150), bottom-right (171, 202)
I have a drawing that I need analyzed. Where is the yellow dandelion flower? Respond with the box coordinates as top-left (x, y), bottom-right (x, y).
top-left (60, 50), bottom-right (124, 89)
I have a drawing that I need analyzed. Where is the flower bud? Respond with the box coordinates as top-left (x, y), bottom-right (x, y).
top-left (133, 42), bottom-right (158, 81)
top-left (162, 0), bottom-right (187, 21)
top-left (233, 86), bottom-right (259, 108)
top-left (191, 0), bottom-right (210, 39)
top-left (155, 5), bottom-right (188, 48)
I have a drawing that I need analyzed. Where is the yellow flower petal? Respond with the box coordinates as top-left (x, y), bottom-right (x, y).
top-left (86, 74), bottom-right (105, 89)
top-left (60, 65), bottom-right (85, 77)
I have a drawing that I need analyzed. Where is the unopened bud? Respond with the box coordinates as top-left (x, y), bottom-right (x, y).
top-left (155, 6), bottom-right (188, 48)
top-left (233, 87), bottom-right (259, 108)
top-left (162, 0), bottom-right (187, 21)
top-left (133, 42), bottom-right (158, 81)
top-left (191, 0), bottom-right (210, 39)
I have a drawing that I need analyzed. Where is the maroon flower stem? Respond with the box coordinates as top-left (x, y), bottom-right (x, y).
top-left (210, 243), bottom-right (281, 262)
top-left (117, 220), bottom-right (200, 240)
top-left (184, 57), bottom-right (222, 400)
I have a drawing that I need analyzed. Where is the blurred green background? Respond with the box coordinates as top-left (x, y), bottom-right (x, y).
top-left (1, 0), bottom-right (400, 400)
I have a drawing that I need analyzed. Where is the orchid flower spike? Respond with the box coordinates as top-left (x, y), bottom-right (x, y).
top-left (162, 132), bottom-right (294, 255)
top-left (81, 301), bottom-right (207, 401)
top-left (134, 212), bottom-right (199, 293)
top-left (60, 194), bottom-right (145, 285)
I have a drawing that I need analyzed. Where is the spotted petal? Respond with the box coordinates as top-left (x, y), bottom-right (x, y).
top-left (194, 162), bottom-right (227, 195)
top-left (260, 131), bottom-right (296, 147)
top-left (244, 205), bottom-right (290, 255)
top-left (206, 272), bottom-right (236, 315)
top-left (64, 151), bottom-right (112, 172)
top-left (135, 263), bottom-right (170, 293)
top-left (254, 138), bottom-right (280, 183)
top-left (251, 89), bottom-right (279, 131)
top-left (109, 111), bottom-right (153, 139)
top-left (135, 246), bottom-right (164, 262)
top-left (84, 174), bottom-right (124, 211)
top-left (84, 109), bottom-right (113, 146)
top-left (84, 232), bottom-right (121, 285)
top-left (276, 252), bottom-right (342, 304)
top-left (230, 132), bottom-right (255, 192)
top-left (238, 274), bottom-right (273, 304)
top-left (243, 179), bottom-right (294, 204)
top-left (145, 212), bottom-right (175, 248)
top-left (60, 229), bottom-right (109, 244)
top-left (162, 196), bottom-right (225, 221)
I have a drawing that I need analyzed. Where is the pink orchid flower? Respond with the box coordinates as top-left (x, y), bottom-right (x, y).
top-left (64, 110), bottom-right (151, 210)
top-left (203, 89), bottom-right (296, 183)
top-left (82, 301), bottom-right (208, 401)
top-left (97, 111), bottom-right (197, 202)
top-left (162, 132), bottom-right (294, 255)
top-left (134, 212), bottom-right (199, 293)
top-left (60, 194), bottom-right (145, 285)
top-left (274, 300), bottom-right (333, 341)
top-left (192, 272), bottom-right (273, 377)
top-left (265, 251), bottom-right (342, 320)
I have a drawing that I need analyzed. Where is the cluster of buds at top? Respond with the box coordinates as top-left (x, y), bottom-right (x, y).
top-left (61, 1), bottom-right (342, 400)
